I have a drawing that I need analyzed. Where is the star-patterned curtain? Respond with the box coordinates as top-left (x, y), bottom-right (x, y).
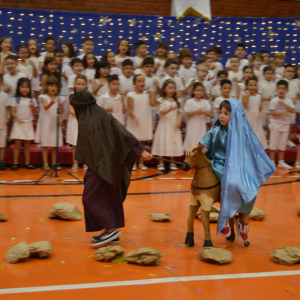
top-left (1, 8), bottom-right (300, 66)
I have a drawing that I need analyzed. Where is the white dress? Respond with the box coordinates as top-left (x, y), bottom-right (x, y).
top-left (82, 68), bottom-right (96, 93)
top-left (183, 98), bottom-right (211, 149)
top-left (126, 91), bottom-right (152, 141)
top-left (28, 56), bottom-right (42, 91)
top-left (243, 93), bottom-right (268, 149)
top-left (94, 79), bottom-right (109, 104)
top-left (66, 109), bottom-right (78, 146)
top-left (10, 97), bottom-right (37, 140)
top-left (35, 95), bottom-right (65, 147)
top-left (152, 98), bottom-right (183, 157)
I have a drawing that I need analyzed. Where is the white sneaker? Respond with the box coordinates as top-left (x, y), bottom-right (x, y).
top-left (277, 161), bottom-right (292, 169)
top-left (294, 162), bottom-right (300, 170)
top-left (132, 164), bottom-right (137, 171)
top-left (139, 164), bottom-right (148, 171)
top-left (287, 140), bottom-right (296, 148)
top-left (170, 163), bottom-right (178, 170)
top-left (157, 164), bottom-right (165, 171)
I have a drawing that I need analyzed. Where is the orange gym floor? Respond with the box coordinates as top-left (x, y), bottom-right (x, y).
top-left (0, 166), bottom-right (300, 300)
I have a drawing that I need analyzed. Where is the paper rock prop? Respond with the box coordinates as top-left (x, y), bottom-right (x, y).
top-left (124, 247), bottom-right (161, 266)
top-left (271, 247), bottom-right (300, 266)
top-left (6, 242), bottom-right (30, 264)
top-left (49, 202), bottom-right (82, 221)
top-left (150, 213), bottom-right (172, 222)
top-left (95, 246), bottom-right (124, 262)
top-left (199, 247), bottom-right (233, 264)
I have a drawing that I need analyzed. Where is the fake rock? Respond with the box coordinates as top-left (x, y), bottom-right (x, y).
top-left (271, 247), bottom-right (300, 266)
top-left (150, 213), bottom-right (172, 222)
top-left (29, 241), bottom-right (53, 258)
top-left (249, 206), bottom-right (266, 221)
top-left (199, 247), bottom-right (233, 264)
top-left (49, 202), bottom-right (82, 221)
top-left (124, 247), bottom-right (161, 266)
top-left (95, 246), bottom-right (124, 262)
top-left (6, 242), bottom-right (30, 264)
top-left (198, 206), bottom-right (220, 222)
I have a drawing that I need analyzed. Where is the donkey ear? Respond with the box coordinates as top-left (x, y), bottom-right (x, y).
top-left (196, 145), bottom-right (205, 153)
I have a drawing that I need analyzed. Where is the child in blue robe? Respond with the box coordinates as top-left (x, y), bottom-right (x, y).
top-left (186, 100), bottom-right (276, 244)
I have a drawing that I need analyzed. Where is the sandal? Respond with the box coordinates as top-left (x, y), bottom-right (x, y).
top-left (72, 165), bottom-right (79, 172)
top-left (11, 164), bottom-right (19, 171)
top-left (295, 162), bottom-right (300, 170)
top-left (25, 164), bottom-right (36, 170)
top-left (83, 165), bottom-right (88, 172)
top-left (43, 164), bottom-right (50, 171)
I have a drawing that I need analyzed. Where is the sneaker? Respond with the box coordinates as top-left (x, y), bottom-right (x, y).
top-left (92, 235), bottom-right (120, 245)
top-left (295, 162), bottom-right (300, 170)
top-left (277, 161), bottom-right (292, 170)
top-left (25, 164), bottom-right (36, 170)
top-left (83, 165), bottom-right (88, 172)
top-left (157, 164), bottom-right (165, 171)
top-left (72, 165), bottom-right (79, 172)
top-left (11, 164), bottom-right (18, 171)
top-left (287, 140), bottom-right (296, 148)
top-left (170, 163), bottom-right (178, 170)
top-left (234, 216), bottom-right (249, 243)
top-left (272, 160), bottom-right (276, 167)
top-left (139, 164), bottom-right (148, 171)
top-left (132, 164), bottom-right (137, 171)
top-left (90, 230), bottom-right (122, 247)
top-left (220, 221), bottom-right (231, 238)
top-left (43, 164), bottom-right (50, 171)
top-left (0, 161), bottom-right (6, 171)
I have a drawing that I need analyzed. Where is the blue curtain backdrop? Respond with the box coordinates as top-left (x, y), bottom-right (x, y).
top-left (0, 7), bottom-right (300, 65)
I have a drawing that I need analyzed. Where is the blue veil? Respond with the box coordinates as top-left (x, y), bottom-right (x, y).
top-left (215, 100), bottom-right (276, 233)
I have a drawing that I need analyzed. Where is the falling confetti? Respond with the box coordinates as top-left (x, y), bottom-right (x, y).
top-left (169, 236), bottom-right (174, 238)
top-left (26, 227), bottom-right (31, 231)
top-left (149, 274), bottom-right (157, 276)
top-left (65, 238), bottom-right (72, 240)
top-left (161, 253), bottom-right (167, 255)
top-left (144, 212), bottom-right (149, 215)
top-left (39, 218), bottom-right (44, 222)
top-left (174, 246), bottom-right (179, 248)
top-left (60, 261), bottom-right (65, 264)
top-left (11, 238), bottom-right (16, 241)
top-left (103, 265), bottom-right (111, 267)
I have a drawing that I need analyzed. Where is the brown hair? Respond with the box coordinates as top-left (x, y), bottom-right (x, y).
top-left (116, 38), bottom-right (131, 56)
top-left (253, 53), bottom-right (263, 61)
top-left (219, 100), bottom-right (231, 112)
top-left (178, 48), bottom-right (192, 64)
top-left (44, 76), bottom-right (59, 94)
top-left (74, 75), bottom-right (88, 91)
top-left (160, 79), bottom-right (180, 108)
top-left (0, 37), bottom-right (13, 53)
top-left (25, 38), bottom-right (40, 57)
top-left (198, 55), bottom-right (209, 64)
top-left (133, 74), bottom-right (144, 84)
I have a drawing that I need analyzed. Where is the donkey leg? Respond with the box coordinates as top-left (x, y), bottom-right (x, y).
top-left (201, 210), bottom-right (214, 247)
top-left (185, 204), bottom-right (200, 247)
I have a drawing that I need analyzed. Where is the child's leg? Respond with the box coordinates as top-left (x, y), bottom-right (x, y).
top-left (277, 150), bottom-right (285, 161)
top-left (268, 130), bottom-right (277, 162)
top-left (51, 147), bottom-right (57, 165)
top-left (42, 147), bottom-right (48, 165)
top-left (13, 139), bottom-right (21, 165)
top-left (268, 150), bottom-right (275, 161)
top-left (24, 140), bottom-right (31, 165)
top-left (72, 146), bottom-right (78, 166)
top-left (138, 141), bottom-right (147, 165)
top-left (0, 148), bottom-right (5, 161)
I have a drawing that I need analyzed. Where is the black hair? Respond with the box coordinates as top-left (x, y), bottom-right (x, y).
top-left (217, 70), bottom-right (228, 77)
top-left (236, 43), bottom-right (246, 50)
top-left (17, 45), bottom-right (28, 52)
top-left (263, 66), bottom-right (274, 74)
top-left (42, 57), bottom-right (59, 78)
top-left (133, 74), bottom-right (144, 84)
top-left (83, 37), bottom-right (94, 44)
top-left (220, 79), bottom-right (232, 87)
top-left (70, 58), bottom-right (83, 68)
top-left (54, 48), bottom-right (64, 55)
top-left (116, 38), bottom-right (131, 56)
top-left (191, 82), bottom-right (204, 98)
top-left (62, 41), bottom-right (77, 58)
top-left (284, 63), bottom-right (295, 70)
top-left (44, 36), bottom-right (56, 44)
top-left (95, 61), bottom-right (110, 79)
top-left (15, 78), bottom-right (33, 103)
top-left (141, 56), bottom-right (154, 66)
top-left (259, 50), bottom-right (270, 55)
top-left (277, 79), bottom-right (288, 89)
top-left (122, 59), bottom-right (133, 67)
top-left (25, 38), bottom-right (40, 57)
top-left (213, 46), bottom-right (223, 55)
top-left (108, 74), bottom-right (119, 84)
top-left (206, 48), bottom-right (216, 54)
top-left (82, 53), bottom-right (97, 69)
top-left (245, 76), bottom-right (258, 86)
top-left (74, 75), bottom-right (88, 91)
top-left (161, 79), bottom-right (180, 108)
top-left (157, 42), bottom-right (169, 51)
top-left (134, 40), bottom-right (147, 50)
top-left (102, 51), bottom-right (114, 63)
top-left (165, 58), bottom-right (178, 68)
top-left (5, 55), bottom-right (18, 62)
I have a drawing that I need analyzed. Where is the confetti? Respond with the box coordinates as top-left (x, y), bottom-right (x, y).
top-left (177, 185), bottom-right (181, 187)
top-left (103, 265), bottom-right (111, 267)
top-left (132, 226), bottom-right (138, 228)
top-left (161, 253), bottom-right (167, 255)
top-left (65, 238), bottom-right (72, 240)
top-left (60, 261), bottom-right (65, 264)
top-left (292, 281), bottom-right (297, 283)
top-left (149, 274), bottom-right (157, 276)
top-left (138, 284), bottom-right (146, 286)
top-left (144, 212), bottom-right (149, 215)
top-left (26, 227), bottom-right (31, 231)
top-left (169, 236), bottom-right (174, 238)
top-left (11, 237), bottom-right (16, 241)
top-left (174, 246), bottom-right (179, 248)
top-left (169, 267), bottom-right (176, 269)
top-left (39, 218), bottom-right (44, 222)
top-left (197, 290), bottom-right (202, 293)
top-left (0, 264), bottom-right (4, 269)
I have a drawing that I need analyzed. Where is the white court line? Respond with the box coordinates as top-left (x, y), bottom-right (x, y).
top-left (1, 270), bottom-right (300, 295)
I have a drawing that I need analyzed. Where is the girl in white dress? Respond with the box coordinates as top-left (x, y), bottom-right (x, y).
top-left (102, 51), bottom-right (121, 76)
top-left (62, 41), bottom-right (77, 66)
top-left (26, 39), bottom-right (42, 100)
top-left (0, 36), bottom-right (15, 75)
top-left (126, 74), bottom-right (156, 170)
top-left (35, 77), bottom-right (65, 171)
top-left (10, 78), bottom-right (38, 170)
top-left (242, 77), bottom-right (268, 149)
top-left (183, 82), bottom-right (211, 150)
top-left (152, 79), bottom-right (183, 171)
top-left (41, 57), bottom-right (58, 94)
top-left (154, 42), bottom-right (168, 78)
top-left (92, 61), bottom-right (110, 105)
top-left (236, 66), bottom-right (254, 102)
top-left (115, 39), bottom-right (132, 70)
top-left (82, 53), bottom-right (97, 93)
top-left (67, 75), bottom-right (88, 173)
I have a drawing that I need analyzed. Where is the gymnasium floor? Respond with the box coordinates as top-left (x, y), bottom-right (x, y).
top-left (0, 166), bottom-right (300, 300)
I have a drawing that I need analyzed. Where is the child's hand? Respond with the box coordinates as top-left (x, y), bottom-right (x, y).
top-left (284, 112), bottom-right (292, 118)
top-left (4, 85), bottom-right (12, 93)
top-left (189, 79), bottom-right (196, 87)
top-left (278, 101), bottom-right (285, 106)
top-left (247, 54), bottom-right (253, 62)
top-left (210, 64), bottom-right (216, 70)
top-left (259, 110), bottom-right (265, 118)
top-left (197, 108), bottom-right (203, 114)
top-left (156, 62), bottom-right (161, 68)
top-left (153, 80), bottom-right (159, 88)
top-left (186, 143), bottom-right (198, 157)
top-left (232, 77), bottom-right (240, 83)
top-left (106, 106), bottom-right (113, 113)
top-left (245, 89), bottom-right (251, 96)
top-left (267, 96), bottom-right (272, 101)
top-left (29, 102), bottom-right (35, 108)
top-left (89, 78), bottom-right (93, 84)
top-left (141, 150), bottom-right (153, 161)
top-left (29, 60), bottom-right (35, 68)
top-left (147, 88), bottom-right (155, 94)
top-left (115, 61), bottom-right (122, 66)
top-left (98, 82), bottom-right (105, 89)
top-left (160, 74), bottom-right (165, 79)
top-left (207, 75), bottom-right (215, 82)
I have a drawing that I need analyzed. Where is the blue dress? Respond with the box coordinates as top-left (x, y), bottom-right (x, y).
top-left (198, 100), bottom-right (276, 234)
